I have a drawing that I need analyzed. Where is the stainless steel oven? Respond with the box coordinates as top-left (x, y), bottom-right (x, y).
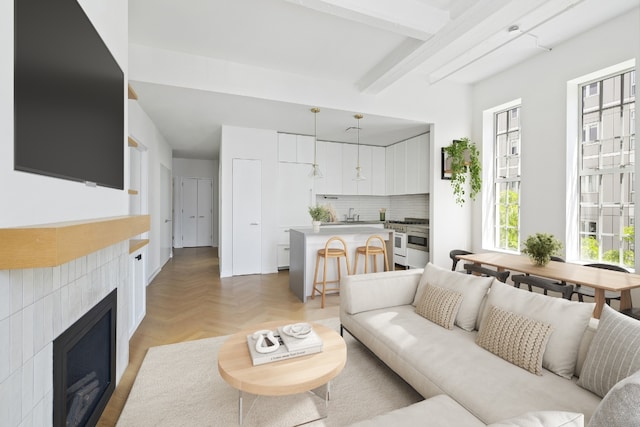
top-left (407, 226), bottom-right (428, 252)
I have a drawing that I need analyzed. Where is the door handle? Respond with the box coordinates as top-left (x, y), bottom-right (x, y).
top-left (250, 222), bottom-right (260, 225)
top-left (199, 216), bottom-right (205, 218)
top-left (190, 216), bottom-right (196, 218)
top-left (165, 219), bottom-right (172, 223)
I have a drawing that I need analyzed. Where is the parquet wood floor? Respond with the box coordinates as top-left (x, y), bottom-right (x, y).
top-left (97, 247), bottom-right (340, 426)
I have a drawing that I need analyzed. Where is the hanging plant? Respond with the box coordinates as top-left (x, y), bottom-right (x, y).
top-left (442, 138), bottom-right (482, 206)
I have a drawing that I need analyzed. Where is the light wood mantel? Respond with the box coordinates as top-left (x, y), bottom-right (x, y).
top-left (0, 215), bottom-right (150, 270)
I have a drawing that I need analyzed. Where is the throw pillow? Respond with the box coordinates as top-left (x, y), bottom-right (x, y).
top-left (476, 305), bottom-right (553, 375)
top-left (587, 369), bottom-right (640, 427)
top-left (480, 280), bottom-right (594, 379)
top-left (577, 304), bottom-right (640, 398)
top-left (413, 262), bottom-right (494, 331)
top-left (415, 284), bottom-right (463, 330)
top-left (487, 411), bottom-right (584, 427)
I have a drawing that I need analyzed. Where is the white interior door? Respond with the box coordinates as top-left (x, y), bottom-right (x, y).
top-left (182, 178), bottom-right (198, 247)
top-left (197, 179), bottom-right (213, 246)
top-left (160, 165), bottom-right (172, 263)
top-left (232, 159), bottom-right (262, 275)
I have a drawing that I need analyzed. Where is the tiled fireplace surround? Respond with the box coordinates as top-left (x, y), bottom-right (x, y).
top-left (0, 240), bottom-right (131, 426)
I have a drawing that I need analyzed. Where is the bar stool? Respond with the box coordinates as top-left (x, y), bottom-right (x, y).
top-left (312, 236), bottom-right (351, 308)
top-left (353, 235), bottom-right (389, 274)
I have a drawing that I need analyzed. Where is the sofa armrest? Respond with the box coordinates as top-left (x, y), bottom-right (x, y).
top-left (341, 269), bottom-right (423, 315)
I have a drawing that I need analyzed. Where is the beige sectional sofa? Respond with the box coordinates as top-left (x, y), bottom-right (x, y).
top-left (340, 263), bottom-right (640, 426)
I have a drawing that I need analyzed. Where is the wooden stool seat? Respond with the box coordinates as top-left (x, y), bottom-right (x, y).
top-left (353, 235), bottom-right (389, 274)
top-left (312, 236), bottom-right (351, 308)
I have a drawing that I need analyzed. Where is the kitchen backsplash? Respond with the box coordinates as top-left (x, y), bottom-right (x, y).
top-left (315, 194), bottom-right (429, 222)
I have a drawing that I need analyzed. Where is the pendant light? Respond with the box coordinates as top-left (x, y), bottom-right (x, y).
top-left (309, 107), bottom-right (323, 178)
top-left (354, 114), bottom-right (366, 181)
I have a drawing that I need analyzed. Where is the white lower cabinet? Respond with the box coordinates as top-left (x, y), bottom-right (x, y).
top-left (277, 244), bottom-right (290, 269)
top-left (128, 247), bottom-right (146, 338)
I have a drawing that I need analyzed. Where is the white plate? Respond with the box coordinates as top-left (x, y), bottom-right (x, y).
top-left (283, 323), bottom-right (312, 338)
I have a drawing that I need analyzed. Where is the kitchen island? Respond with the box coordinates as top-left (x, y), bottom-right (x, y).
top-left (289, 226), bottom-right (394, 302)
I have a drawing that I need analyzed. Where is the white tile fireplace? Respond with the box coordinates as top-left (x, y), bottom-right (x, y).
top-left (0, 241), bottom-right (131, 426)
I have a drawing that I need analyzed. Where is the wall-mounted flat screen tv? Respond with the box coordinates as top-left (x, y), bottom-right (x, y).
top-left (14, 0), bottom-right (124, 190)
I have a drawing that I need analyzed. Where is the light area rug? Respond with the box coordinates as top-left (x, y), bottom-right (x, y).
top-left (117, 318), bottom-right (423, 426)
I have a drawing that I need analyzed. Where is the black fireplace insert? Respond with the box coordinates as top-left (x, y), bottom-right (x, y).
top-left (53, 289), bottom-right (116, 427)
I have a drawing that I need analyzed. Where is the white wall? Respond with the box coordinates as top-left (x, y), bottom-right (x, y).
top-left (219, 126), bottom-right (278, 277)
top-left (471, 9), bottom-right (639, 252)
top-left (129, 102), bottom-right (173, 282)
top-left (0, 0), bottom-right (129, 228)
top-left (129, 45), bottom-right (473, 270)
top-left (172, 158), bottom-right (219, 246)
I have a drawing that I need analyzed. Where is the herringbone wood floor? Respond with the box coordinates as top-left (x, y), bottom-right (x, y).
top-left (97, 247), bottom-right (340, 426)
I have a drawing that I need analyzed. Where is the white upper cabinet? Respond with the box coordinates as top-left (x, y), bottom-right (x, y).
top-left (296, 135), bottom-right (315, 164)
top-left (278, 133), bottom-right (315, 164)
top-left (315, 140), bottom-right (343, 194)
top-left (386, 134), bottom-right (429, 195)
top-left (355, 145), bottom-right (372, 195)
top-left (393, 141), bottom-right (407, 195)
top-left (341, 143), bottom-right (358, 195)
top-left (371, 146), bottom-right (386, 196)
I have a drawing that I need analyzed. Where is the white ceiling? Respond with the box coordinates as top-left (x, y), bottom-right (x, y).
top-left (128, 0), bottom-right (639, 159)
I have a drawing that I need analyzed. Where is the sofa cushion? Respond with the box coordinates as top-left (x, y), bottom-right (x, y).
top-left (414, 262), bottom-right (494, 331)
top-left (481, 280), bottom-right (594, 379)
top-left (587, 369), bottom-right (640, 427)
top-left (577, 304), bottom-right (640, 398)
top-left (415, 285), bottom-right (463, 330)
top-left (488, 411), bottom-right (584, 427)
top-left (347, 394), bottom-right (485, 427)
top-left (477, 305), bottom-right (553, 375)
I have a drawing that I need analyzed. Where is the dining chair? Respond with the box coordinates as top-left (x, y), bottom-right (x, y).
top-left (449, 249), bottom-right (473, 271)
top-left (463, 263), bottom-right (510, 283)
top-left (572, 263), bottom-right (628, 305)
top-left (511, 256), bottom-right (574, 299)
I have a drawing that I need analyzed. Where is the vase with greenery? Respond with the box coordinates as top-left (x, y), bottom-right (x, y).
top-left (521, 233), bottom-right (563, 266)
top-left (443, 137), bottom-right (481, 206)
top-left (308, 205), bottom-right (329, 232)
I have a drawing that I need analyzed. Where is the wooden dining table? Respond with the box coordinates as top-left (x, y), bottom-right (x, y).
top-left (457, 252), bottom-right (640, 318)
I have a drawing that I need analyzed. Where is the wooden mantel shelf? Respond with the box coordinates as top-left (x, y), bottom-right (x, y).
top-left (0, 215), bottom-right (150, 270)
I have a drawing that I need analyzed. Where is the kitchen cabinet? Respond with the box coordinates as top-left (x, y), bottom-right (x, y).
top-left (341, 143), bottom-right (358, 195)
top-left (393, 141), bottom-right (407, 194)
top-left (386, 134), bottom-right (429, 195)
top-left (371, 146), bottom-right (386, 195)
top-left (315, 140), bottom-right (343, 194)
top-left (406, 134), bottom-right (429, 194)
top-left (276, 163), bottom-right (315, 269)
top-left (278, 133), bottom-right (314, 164)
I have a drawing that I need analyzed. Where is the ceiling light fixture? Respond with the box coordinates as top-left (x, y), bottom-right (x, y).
top-left (508, 24), bottom-right (552, 51)
top-left (353, 114), bottom-right (366, 181)
top-left (309, 107), bottom-right (323, 178)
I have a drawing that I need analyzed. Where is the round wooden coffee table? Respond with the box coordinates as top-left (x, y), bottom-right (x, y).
top-left (218, 320), bottom-right (347, 425)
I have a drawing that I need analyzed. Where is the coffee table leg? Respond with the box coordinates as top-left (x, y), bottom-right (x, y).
top-left (238, 390), bottom-right (257, 426)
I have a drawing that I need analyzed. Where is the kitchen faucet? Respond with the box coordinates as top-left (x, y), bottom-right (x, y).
top-left (348, 208), bottom-right (354, 220)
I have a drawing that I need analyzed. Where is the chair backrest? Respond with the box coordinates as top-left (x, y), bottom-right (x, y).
top-left (449, 249), bottom-right (473, 271)
top-left (463, 263), bottom-right (510, 282)
top-left (363, 235), bottom-right (387, 253)
top-left (550, 256), bottom-right (565, 263)
top-left (322, 236), bottom-right (349, 256)
top-left (584, 263), bottom-right (629, 273)
top-left (511, 274), bottom-right (574, 299)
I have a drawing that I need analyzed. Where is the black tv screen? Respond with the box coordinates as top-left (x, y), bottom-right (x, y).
top-left (14, 0), bottom-right (124, 190)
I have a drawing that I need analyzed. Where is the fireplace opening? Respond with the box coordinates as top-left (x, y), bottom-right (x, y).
top-left (53, 290), bottom-right (117, 427)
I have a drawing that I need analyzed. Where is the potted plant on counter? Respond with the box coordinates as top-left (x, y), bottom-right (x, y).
top-left (309, 205), bottom-right (329, 232)
top-left (521, 233), bottom-right (563, 266)
top-left (442, 137), bottom-right (481, 206)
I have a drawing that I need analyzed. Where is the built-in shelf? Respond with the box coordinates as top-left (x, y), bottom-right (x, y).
top-left (128, 136), bottom-right (139, 148)
top-left (0, 215), bottom-right (150, 269)
top-left (128, 189), bottom-right (139, 195)
top-left (128, 84), bottom-right (138, 100)
top-left (129, 239), bottom-right (149, 254)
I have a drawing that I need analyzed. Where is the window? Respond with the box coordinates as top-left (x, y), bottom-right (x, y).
top-left (578, 70), bottom-right (635, 268)
top-left (494, 106), bottom-right (521, 251)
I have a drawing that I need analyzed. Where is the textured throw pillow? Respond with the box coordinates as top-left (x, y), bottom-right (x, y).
top-left (477, 305), bottom-right (553, 375)
top-left (577, 305), bottom-right (640, 398)
top-left (487, 411), bottom-right (584, 427)
top-left (588, 369), bottom-right (640, 427)
top-left (414, 262), bottom-right (494, 331)
top-left (415, 284), bottom-right (463, 330)
top-left (481, 280), bottom-right (594, 379)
